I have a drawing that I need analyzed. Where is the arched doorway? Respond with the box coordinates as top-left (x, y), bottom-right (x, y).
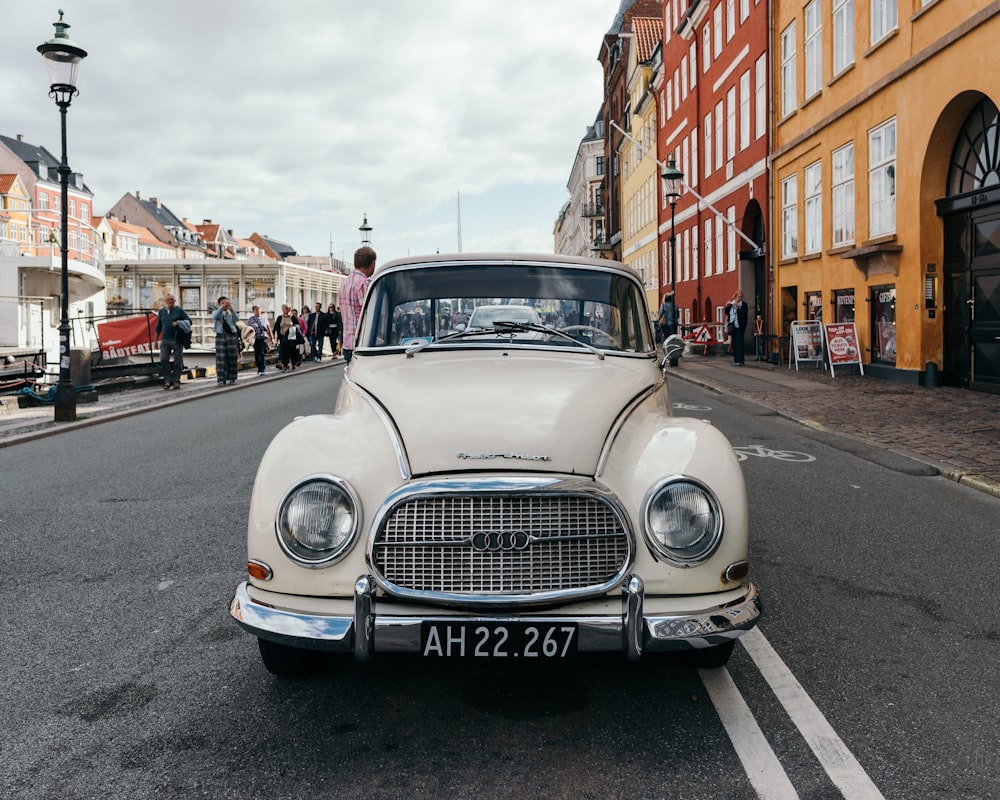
top-left (938, 97), bottom-right (1000, 392)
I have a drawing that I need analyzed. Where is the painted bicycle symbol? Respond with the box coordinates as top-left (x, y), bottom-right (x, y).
top-left (673, 402), bottom-right (713, 411)
top-left (732, 444), bottom-right (816, 463)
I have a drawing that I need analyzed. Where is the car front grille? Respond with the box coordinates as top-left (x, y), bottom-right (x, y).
top-left (371, 489), bottom-right (631, 604)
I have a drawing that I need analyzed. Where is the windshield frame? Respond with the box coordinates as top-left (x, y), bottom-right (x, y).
top-left (355, 257), bottom-right (656, 357)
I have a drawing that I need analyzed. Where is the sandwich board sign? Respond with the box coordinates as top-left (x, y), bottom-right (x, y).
top-left (823, 322), bottom-right (864, 377)
top-left (789, 320), bottom-right (823, 370)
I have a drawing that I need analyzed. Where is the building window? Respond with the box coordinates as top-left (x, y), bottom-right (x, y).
top-left (39, 193), bottom-right (49, 211)
top-left (804, 161), bottom-right (822, 254)
top-left (596, 155), bottom-right (604, 175)
top-left (741, 0), bottom-right (750, 22)
top-left (832, 143), bottom-right (855, 246)
top-left (755, 54), bottom-right (766, 139)
top-left (703, 25), bottom-right (711, 72)
top-left (781, 174), bottom-right (798, 258)
top-left (727, 86), bottom-right (737, 162)
top-left (726, 0), bottom-right (735, 41)
top-left (871, 284), bottom-right (896, 363)
top-left (740, 71), bottom-right (751, 151)
top-left (691, 224), bottom-right (698, 281)
top-left (869, 118), bottom-right (896, 237)
top-left (681, 57), bottom-right (688, 101)
top-left (716, 213), bottom-right (724, 274)
top-left (805, 1), bottom-right (822, 99)
top-left (714, 5), bottom-right (723, 58)
top-left (833, 0), bottom-right (854, 75)
top-left (715, 100), bottom-right (724, 169)
top-left (871, 0), bottom-right (898, 45)
top-left (727, 206), bottom-right (736, 272)
top-left (705, 112), bottom-right (713, 178)
top-left (689, 43), bottom-right (698, 89)
top-left (781, 22), bottom-right (797, 118)
top-left (690, 129), bottom-right (699, 188)
top-left (705, 219), bottom-right (713, 277)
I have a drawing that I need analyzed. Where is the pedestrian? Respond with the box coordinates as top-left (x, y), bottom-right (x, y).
top-left (309, 301), bottom-right (330, 361)
top-left (342, 245), bottom-right (377, 363)
top-left (212, 295), bottom-right (241, 385)
top-left (753, 312), bottom-right (765, 361)
top-left (725, 290), bottom-right (748, 366)
top-left (290, 308), bottom-right (304, 368)
top-left (247, 304), bottom-right (274, 376)
top-left (657, 293), bottom-right (677, 341)
top-left (327, 304), bottom-right (342, 357)
top-left (155, 293), bottom-right (190, 390)
top-left (273, 304), bottom-right (294, 371)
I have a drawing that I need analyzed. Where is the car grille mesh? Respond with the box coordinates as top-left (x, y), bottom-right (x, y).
top-left (372, 494), bottom-right (629, 596)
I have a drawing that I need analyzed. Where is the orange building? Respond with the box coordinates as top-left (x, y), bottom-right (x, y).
top-left (771, 0), bottom-right (1000, 391)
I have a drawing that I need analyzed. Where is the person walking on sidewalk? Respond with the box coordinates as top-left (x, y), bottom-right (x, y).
top-left (725, 290), bottom-right (748, 366)
top-left (212, 296), bottom-right (241, 385)
top-left (247, 304), bottom-right (273, 376)
top-left (327, 304), bottom-right (342, 357)
top-left (342, 246), bottom-right (376, 363)
top-left (155, 293), bottom-right (190, 390)
top-left (309, 302), bottom-right (330, 361)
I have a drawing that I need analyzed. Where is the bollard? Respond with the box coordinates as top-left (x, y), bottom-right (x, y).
top-left (923, 361), bottom-right (941, 388)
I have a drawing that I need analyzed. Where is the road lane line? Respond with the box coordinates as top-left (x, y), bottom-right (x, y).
top-left (739, 627), bottom-right (887, 800)
top-left (700, 666), bottom-right (800, 800)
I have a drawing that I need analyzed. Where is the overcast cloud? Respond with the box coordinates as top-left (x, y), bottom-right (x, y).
top-left (1, 1), bottom-right (615, 262)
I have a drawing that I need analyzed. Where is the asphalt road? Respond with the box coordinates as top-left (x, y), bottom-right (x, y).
top-left (1, 368), bottom-right (997, 799)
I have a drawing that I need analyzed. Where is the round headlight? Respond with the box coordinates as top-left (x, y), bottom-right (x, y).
top-left (644, 479), bottom-right (723, 565)
top-left (277, 478), bottom-right (359, 565)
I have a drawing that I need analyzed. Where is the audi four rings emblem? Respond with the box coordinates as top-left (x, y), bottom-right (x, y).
top-left (471, 530), bottom-right (531, 552)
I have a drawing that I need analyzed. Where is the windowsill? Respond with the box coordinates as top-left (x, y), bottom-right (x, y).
top-left (826, 243), bottom-right (856, 257)
top-left (777, 109), bottom-right (798, 127)
top-left (801, 252), bottom-right (822, 261)
top-left (863, 27), bottom-right (899, 59)
top-left (801, 92), bottom-right (822, 110)
top-left (828, 62), bottom-right (854, 88)
top-left (777, 256), bottom-right (799, 266)
top-left (911, 0), bottom-right (941, 23)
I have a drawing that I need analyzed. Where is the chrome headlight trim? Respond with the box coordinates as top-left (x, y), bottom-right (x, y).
top-left (642, 476), bottom-right (724, 566)
top-left (275, 475), bottom-right (362, 568)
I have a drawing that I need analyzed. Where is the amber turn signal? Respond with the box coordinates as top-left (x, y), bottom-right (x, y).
top-left (247, 560), bottom-right (273, 581)
top-left (723, 560), bottom-right (749, 583)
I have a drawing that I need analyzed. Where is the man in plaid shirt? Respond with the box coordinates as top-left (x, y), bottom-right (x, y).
top-left (341, 246), bottom-right (376, 363)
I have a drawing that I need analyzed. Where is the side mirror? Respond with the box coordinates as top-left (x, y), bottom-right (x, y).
top-left (661, 334), bottom-right (685, 369)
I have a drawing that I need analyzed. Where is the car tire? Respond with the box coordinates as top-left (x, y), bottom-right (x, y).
top-left (257, 638), bottom-right (319, 677)
top-left (683, 640), bottom-right (736, 669)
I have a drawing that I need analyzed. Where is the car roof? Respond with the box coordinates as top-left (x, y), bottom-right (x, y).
top-left (375, 252), bottom-right (641, 281)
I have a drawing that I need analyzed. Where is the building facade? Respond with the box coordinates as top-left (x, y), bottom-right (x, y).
top-left (658, 0), bottom-right (770, 344)
top-left (771, 0), bottom-right (1000, 391)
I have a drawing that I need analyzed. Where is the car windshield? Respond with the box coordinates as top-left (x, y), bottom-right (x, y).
top-left (358, 262), bottom-right (654, 354)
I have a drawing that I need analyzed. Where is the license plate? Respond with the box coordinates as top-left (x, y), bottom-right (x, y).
top-left (420, 621), bottom-right (577, 659)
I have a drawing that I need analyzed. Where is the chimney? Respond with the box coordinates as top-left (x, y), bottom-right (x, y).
top-left (150, 197), bottom-right (161, 208)
top-left (203, 219), bottom-right (212, 225)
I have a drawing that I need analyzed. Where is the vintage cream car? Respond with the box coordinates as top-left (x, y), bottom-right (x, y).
top-left (230, 254), bottom-right (761, 675)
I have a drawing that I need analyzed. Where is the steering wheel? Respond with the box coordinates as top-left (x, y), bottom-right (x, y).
top-left (553, 325), bottom-right (619, 348)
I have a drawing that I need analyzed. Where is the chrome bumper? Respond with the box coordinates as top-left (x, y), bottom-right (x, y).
top-left (229, 576), bottom-right (761, 661)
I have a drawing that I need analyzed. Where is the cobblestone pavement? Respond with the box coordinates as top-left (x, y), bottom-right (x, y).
top-left (668, 352), bottom-right (1000, 499)
top-left (3, 350), bottom-right (999, 499)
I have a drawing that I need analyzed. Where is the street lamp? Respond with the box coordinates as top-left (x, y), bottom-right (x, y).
top-left (661, 157), bottom-right (684, 366)
top-left (359, 214), bottom-right (372, 246)
top-left (38, 10), bottom-right (87, 422)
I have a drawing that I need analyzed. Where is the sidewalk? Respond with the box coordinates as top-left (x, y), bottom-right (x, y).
top-left (0, 355), bottom-right (340, 450)
top-left (666, 351), bottom-right (1000, 499)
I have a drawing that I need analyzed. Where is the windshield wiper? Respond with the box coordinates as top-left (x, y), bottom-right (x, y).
top-left (405, 320), bottom-right (606, 359)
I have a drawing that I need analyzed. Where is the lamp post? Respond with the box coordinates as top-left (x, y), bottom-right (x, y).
top-left (359, 214), bottom-right (372, 246)
top-left (38, 10), bottom-right (87, 422)
top-left (661, 157), bottom-right (684, 366)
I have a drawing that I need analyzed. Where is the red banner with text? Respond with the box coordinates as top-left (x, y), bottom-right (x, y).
top-left (96, 314), bottom-right (158, 359)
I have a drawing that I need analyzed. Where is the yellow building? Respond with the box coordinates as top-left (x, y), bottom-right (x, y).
top-left (0, 174), bottom-right (32, 251)
top-left (620, 16), bottom-right (663, 313)
top-left (771, 0), bottom-right (1000, 391)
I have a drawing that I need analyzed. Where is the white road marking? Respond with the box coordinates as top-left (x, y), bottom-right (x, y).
top-left (699, 666), bottom-right (800, 800)
top-left (739, 627), bottom-right (887, 800)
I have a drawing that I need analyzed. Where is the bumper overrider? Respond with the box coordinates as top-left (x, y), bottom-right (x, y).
top-left (230, 576), bottom-right (761, 661)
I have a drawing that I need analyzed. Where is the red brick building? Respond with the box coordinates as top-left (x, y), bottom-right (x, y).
top-left (656, 0), bottom-right (769, 349)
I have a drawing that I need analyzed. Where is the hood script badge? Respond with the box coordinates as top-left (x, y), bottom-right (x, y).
top-left (457, 452), bottom-right (552, 462)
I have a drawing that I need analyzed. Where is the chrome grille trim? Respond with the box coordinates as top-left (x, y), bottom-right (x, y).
top-left (367, 477), bottom-right (634, 608)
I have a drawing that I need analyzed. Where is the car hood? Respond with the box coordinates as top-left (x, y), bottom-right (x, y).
top-left (349, 350), bottom-right (660, 477)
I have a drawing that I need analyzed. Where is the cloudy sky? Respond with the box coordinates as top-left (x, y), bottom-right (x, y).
top-left (2, 1), bottom-right (618, 263)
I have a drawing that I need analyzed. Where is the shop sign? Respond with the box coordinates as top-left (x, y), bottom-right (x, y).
top-left (823, 322), bottom-right (865, 377)
top-left (97, 314), bottom-right (158, 359)
top-left (789, 320), bottom-right (823, 370)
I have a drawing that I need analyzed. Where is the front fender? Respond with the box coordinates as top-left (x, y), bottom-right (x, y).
top-left (246, 385), bottom-right (405, 597)
top-left (598, 397), bottom-right (749, 595)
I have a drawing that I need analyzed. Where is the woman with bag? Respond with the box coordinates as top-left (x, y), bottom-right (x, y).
top-left (724, 290), bottom-right (748, 366)
top-left (273, 304), bottom-right (300, 372)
